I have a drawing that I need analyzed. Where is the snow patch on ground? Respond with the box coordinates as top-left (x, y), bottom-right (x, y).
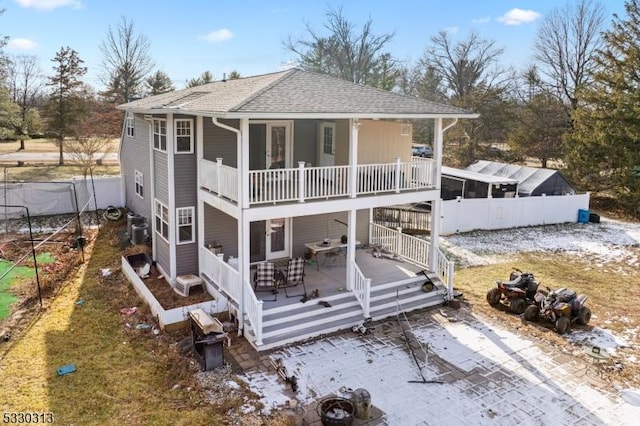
top-left (566, 327), bottom-right (631, 355)
top-left (442, 219), bottom-right (640, 268)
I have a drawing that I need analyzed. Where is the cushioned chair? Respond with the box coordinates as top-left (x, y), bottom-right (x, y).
top-left (253, 262), bottom-right (278, 301)
top-left (283, 257), bottom-right (307, 298)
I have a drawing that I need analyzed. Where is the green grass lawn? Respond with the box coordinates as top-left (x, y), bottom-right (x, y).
top-left (0, 253), bottom-right (56, 319)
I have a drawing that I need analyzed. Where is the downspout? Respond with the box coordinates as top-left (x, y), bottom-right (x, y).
top-left (142, 115), bottom-right (157, 264)
top-left (211, 117), bottom-right (245, 337)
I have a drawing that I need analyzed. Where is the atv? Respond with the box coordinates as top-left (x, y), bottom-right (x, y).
top-left (486, 268), bottom-right (539, 314)
top-left (524, 287), bottom-right (591, 335)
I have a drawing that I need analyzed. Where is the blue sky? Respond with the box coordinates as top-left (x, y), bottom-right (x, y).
top-left (2, 0), bottom-right (627, 90)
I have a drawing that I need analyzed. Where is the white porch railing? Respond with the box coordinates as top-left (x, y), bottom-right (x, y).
top-left (200, 159), bottom-right (239, 202)
top-left (369, 223), bottom-right (454, 292)
top-left (201, 159), bottom-right (435, 205)
top-left (352, 262), bottom-right (371, 317)
top-left (199, 247), bottom-right (264, 345)
top-left (199, 247), bottom-right (241, 304)
top-left (243, 279), bottom-right (264, 346)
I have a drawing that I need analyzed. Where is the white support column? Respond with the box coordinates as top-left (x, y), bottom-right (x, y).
top-left (167, 113), bottom-right (177, 284)
top-left (346, 208), bottom-right (357, 291)
top-left (196, 116), bottom-right (205, 274)
top-left (429, 118), bottom-right (444, 272)
top-left (240, 119), bottom-right (250, 208)
top-left (348, 119), bottom-right (359, 198)
top-left (237, 118), bottom-right (250, 336)
top-left (298, 161), bottom-right (306, 203)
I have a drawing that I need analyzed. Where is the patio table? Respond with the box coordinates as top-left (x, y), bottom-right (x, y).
top-left (304, 238), bottom-right (360, 271)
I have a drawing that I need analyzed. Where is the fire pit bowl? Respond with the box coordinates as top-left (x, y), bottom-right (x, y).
top-left (317, 397), bottom-right (355, 426)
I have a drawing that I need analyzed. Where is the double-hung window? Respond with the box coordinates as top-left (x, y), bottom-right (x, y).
top-left (321, 123), bottom-right (335, 155)
top-left (176, 207), bottom-right (195, 244)
top-left (154, 200), bottom-right (169, 241)
top-left (126, 114), bottom-right (135, 138)
top-left (134, 170), bottom-right (144, 198)
top-left (175, 119), bottom-right (193, 153)
top-left (153, 119), bottom-right (167, 152)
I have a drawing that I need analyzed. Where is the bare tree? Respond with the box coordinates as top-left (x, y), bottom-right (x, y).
top-left (0, 1), bottom-right (9, 82)
top-left (421, 31), bottom-right (514, 165)
top-left (423, 31), bottom-right (508, 101)
top-left (533, 0), bottom-right (605, 111)
top-left (66, 136), bottom-right (113, 177)
top-left (6, 55), bottom-right (44, 149)
top-left (285, 6), bottom-right (398, 88)
top-left (99, 16), bottom-right (154, 103)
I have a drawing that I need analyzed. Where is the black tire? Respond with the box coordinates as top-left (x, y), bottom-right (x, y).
top-left (577, 307), bottom-right (592, 325)
top-left (556, 316), bottom-right (571, 335)
top-left (487, 288), bottom-right (502, 307)
top-left (509, 298), bottom-right (526, 314)
top-left (524, 305), bottom-right (539, 321)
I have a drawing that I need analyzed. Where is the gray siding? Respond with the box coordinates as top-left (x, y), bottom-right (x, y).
top-left (292, 210), bottom-right (369, 258)
top-left (203, 204), bottom-right (238, 260)
top-left (120, 114), bottom-right (152, 221)
top-left (174, 115), bottom-right (199, 276)
top-left (293, 120), bottom-right (317, 166)
top-left (203, 119), bottom-right (239, 167)
top-left (155, 235), bottom-right (170, 279)
top-left (153, 152), bottom-right (168, 205)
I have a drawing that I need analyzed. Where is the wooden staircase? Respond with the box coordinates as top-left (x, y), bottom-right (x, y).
top-left (246, 272), bottom-right (447, 351)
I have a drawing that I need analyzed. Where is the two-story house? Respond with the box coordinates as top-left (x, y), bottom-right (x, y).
top-left (118, 69), bottom-right (476, 350)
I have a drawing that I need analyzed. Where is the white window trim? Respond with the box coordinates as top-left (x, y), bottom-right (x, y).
top-left (126, 114), bottom-right (135, 138)
top-left (176, 206), bottom-right (195, 244)
top-left (152, 119), bottom-right (167, 153)
top-left (154, 199), bottom-right (169, 243)
top-left (174, 119), bottom-right (194, 154)
top-left (134, 170), bottom-right (144, 199)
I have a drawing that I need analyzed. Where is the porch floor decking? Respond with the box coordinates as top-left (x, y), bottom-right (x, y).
top-left (257, 249), bottom-right (425, 309)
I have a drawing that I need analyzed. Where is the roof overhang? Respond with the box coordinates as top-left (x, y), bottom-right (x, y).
top-left (116, 106), bottom-right (480, 121)
top-left (442, 166), bottom-right (519, 185)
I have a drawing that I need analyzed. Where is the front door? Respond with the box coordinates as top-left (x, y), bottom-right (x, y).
top-left (318, 122), bottom-right (336, 167)
top-left (266, 218), bottom-right (289, 260)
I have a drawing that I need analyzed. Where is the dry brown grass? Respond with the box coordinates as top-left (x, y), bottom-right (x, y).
top-left (0, 164), bottom-right (120, 181)
top-left (0, 138), bottom-right (120, 154)
top-left (454, 252), bottom-right (640, 387)
top-left (0, 221), bottom-right (237, 424)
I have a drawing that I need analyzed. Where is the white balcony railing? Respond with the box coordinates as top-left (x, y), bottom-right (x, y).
top-left (243, 278), bottom-right (264, 346)
top-left (201, 158), bottom-right (435, 205)
top-left (200, 159), bottom-right (239, 202)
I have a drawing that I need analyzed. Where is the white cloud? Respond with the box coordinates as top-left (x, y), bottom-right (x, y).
top-left (15, 0), bottom-right (83, 10)
top-left (497, 8), bottom-right (541, 25)
top-left (198, 29), bottom-right (233, 43)
top-left (7, 38), bottom-right (38, 50)
top-left (472, 16), bottom-right (491, 25)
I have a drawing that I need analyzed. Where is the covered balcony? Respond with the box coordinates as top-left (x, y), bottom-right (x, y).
top-left (199, 156), bottom-right (436, 206)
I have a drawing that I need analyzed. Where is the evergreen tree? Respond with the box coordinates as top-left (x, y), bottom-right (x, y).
top-left (44, 47), bottom-right (88, 165)
top-left (186, 71), bottom-right (214, 88)
top-left (565, 0), bottom-right (640, 213)
top-left (144, 70), bottom-right (174, 96)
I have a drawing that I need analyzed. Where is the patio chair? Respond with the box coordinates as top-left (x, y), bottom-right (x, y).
top-left (253, 262), bottom-right (278, 301)
top-left (282, 257), bottom-right (307, 298)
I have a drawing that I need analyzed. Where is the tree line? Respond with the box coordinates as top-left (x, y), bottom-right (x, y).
top-left (0, 0), bottom-right (638, 213)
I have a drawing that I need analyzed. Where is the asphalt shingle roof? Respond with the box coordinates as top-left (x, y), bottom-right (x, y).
top-left (119, 68), bottom-right (472, 117)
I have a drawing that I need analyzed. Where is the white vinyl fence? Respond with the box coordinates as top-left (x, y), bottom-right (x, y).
top-left (440, 193), bottom-right (590, 235)
top-left (1, 176), bottom-right (124, 219)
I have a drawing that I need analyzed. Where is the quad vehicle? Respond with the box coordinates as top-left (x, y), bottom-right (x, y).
top-left (524, 287), bottom-right (591, 335)
top-left (486, 268), bottom-right (539, 314)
